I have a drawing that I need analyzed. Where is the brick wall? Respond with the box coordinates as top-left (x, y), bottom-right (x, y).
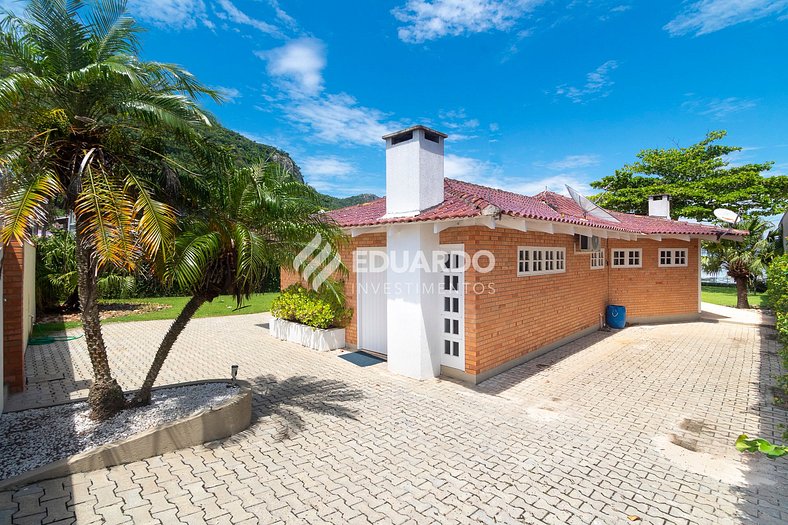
top-left (280, 233), bottom-right (386, 347)
top-left (440, 228), bottom-right (700, 376)
top-left (3, 240), bottom-right (28, 393)
top-left (608, 238), bottom-right (700, 319)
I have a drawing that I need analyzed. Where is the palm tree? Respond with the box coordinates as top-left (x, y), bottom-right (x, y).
top-left (703, 216), bottom-right (773, 309)
top-left (129, 162), bottom-right (344, 406)
top-left (0, 0), bottom-right (220, 419)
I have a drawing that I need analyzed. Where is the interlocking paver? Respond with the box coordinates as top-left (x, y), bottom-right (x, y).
top-left (1, 314), bottom-right (785, 524)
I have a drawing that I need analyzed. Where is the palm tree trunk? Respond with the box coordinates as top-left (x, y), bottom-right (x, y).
top-left (75, 227), bottom-right (125, 420)
top-left (735, 277), bottom-right (751, 309)
top-left (129, 294), bottom-right (207, 407)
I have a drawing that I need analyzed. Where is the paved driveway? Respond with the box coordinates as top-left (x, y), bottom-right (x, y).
top-left (1, 314), bottom-right (786, 524)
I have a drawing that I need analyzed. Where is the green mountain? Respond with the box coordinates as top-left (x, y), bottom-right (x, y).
top-left (317, 193), bottom-right (380, 210)
top-left (200, 125), bottom-right (304, 182)
top-left (205, 125), bottom-right (379, 209)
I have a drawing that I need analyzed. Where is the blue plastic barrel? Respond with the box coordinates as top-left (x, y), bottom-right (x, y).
top-left (606, 305), bottom-right (626, 329)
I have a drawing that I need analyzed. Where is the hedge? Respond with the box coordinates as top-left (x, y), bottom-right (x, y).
top-left (766, 255), bottom-right (788, 345)
top-left (766, 256), bottom-right (788, 405)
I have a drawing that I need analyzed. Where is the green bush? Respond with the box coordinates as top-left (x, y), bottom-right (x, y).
top-left (735, 257), bottom-right (788, 455)
top-left (271, 283), bottom-right (351, 330)
top-left (766, 255), bottom-right (788, 426)
top-left (767, 255), bottom-right (788, 345)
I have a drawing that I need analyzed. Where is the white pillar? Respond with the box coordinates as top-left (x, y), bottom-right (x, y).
top-left (386, 223), bottom-right (441, 379)
top-left (698, 240), bottom-right (702, 313)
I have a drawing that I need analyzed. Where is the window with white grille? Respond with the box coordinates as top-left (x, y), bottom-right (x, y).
top-left (659, 248), bottom-right (688, 267)
top-left (611, 248), bottom-right (642, 268)
top-left (590, 250), bottom-right (605, 269)
top-left (518, 247), bottom-right (566, 276)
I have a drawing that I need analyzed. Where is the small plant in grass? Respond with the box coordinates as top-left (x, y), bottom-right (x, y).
top-left (271, 283), bottom-right (351, 330)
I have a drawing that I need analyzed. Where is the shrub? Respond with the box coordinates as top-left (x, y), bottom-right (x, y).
top-left (271, 283), bottom-right (351, 330)
top-left (766, 255), bottom-right (788, 345)
top-left (733, 257), bottom-right (788, 456)
top-left (766, 256), bottom-right (788, 438)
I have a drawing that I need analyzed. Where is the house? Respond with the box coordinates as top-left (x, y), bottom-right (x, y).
top-left (1, 240), bottom-right (36, 410)
top-left (781, 210), bottom-right (787, 253)
top-left (282, 125), bottom-right (746, 384)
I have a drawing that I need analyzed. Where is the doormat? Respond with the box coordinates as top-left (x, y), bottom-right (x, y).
top-left (338, 351), bottom-right (385, 367)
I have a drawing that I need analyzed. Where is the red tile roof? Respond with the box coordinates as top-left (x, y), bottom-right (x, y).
top-left (323, 178), bottom-right (747, 238)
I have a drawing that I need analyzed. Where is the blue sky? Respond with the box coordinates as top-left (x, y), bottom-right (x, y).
top-left (9, 0), bottom-right (788, 200)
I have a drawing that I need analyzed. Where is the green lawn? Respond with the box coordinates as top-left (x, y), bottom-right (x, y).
top-left (33, 293), bottom-right (278, 336)
top-left (701, 285), bottom-right (764, 308)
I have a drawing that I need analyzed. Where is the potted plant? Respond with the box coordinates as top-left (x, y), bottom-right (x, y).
top-left (269, 283), bottom-right (351, 351)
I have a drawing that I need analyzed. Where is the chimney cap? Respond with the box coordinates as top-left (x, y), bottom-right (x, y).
top-left (382, 125), bottom-right (448, 140)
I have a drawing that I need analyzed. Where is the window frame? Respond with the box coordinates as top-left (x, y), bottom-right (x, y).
top-left (610, 248), bottom-right (642, 268)
top-left (590, 250), bottom-right (605, 270)
top-left (517, 247), bottom-right (567, 276)
top-left (658, 248), bottom-right (688, 268)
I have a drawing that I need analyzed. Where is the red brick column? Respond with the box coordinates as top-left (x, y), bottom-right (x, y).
top-left (3, 240), bottom-right (26, 393)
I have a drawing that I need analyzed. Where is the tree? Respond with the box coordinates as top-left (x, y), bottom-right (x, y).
top-left (36, 230), bottom-right (135, 311)
top-left (703, 216), bottom-right (773, 309)
top-left (0, 0), bottom-right (220, 419)
top-left (591, 131), bottom-right (788, 221)
top-left (129, 162), bottom-right (344, 406)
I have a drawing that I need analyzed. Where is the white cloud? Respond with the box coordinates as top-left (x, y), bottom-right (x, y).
top-left (286, 94), bottom-right (393, 146)
top-left (260, 38), bottom-right (394, 146)
top-left (435, 108), bottom-right (482, 140)
top-left (258, 38), bottom-right (326, 97)
top-left (129, 0), bottom-right (294, 34)
top-left (214, 86), bottom-right (241, 103)
top-left (268, 0), bottom-right (298, 30)
top-left (215, 0), bottom-right (283, 36)
top-left (505, 174), bottom-right (593, 196)
top-left (665, 0), bottom-right (788, 36)
top-left (445, 154), bottom-right (592, 195)
top-left (611, 4), bottom-right (631, 13)
top-left (301, 156), bottom-right (371, 194)
top-left (392, 0), bottom-right (545, 43)
top-left (544, 154), bottom-right (600, 170)
top-left (682, 96), bottom-right (757, 119)
top-left (127, 0), bottom-right (209, 30)
top-left (444, 154), bottom-right (503, 179)
top-left (302, 156), bottom-right (355, 177)
top-left (598, 4), bottom-right (631, 21)
top-left (500, 28), bottom-right (532, 62)
top-left (555, 60), bottom-right (618, 103)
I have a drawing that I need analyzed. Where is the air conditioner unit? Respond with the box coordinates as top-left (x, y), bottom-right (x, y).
top-left (577, 234), bottom-right (601, 252)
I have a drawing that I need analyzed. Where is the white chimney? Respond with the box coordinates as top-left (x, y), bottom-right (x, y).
top-left (648, 194), bottom-right (671, 218)
top-left (383, 125), bottom-right (447, 217)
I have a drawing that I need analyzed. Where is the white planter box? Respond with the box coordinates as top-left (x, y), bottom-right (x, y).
top-left (269, 317), bottom-right (346, 352)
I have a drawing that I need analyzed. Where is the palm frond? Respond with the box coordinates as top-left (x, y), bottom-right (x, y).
top-left (74, 153), bottom-right (133, 268)
top-left (124, 169), bottom-right (177, 258)
top-left (117, 93), bottom-right (210, 131)
top-left (0, 170), bottom-right (61, 244)
top-left (85, 0), bottom-right (140, 60)
top-left (166, 230), bottom-right (221, 290)
top-left (0, 72), bottom-right (57, 109)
